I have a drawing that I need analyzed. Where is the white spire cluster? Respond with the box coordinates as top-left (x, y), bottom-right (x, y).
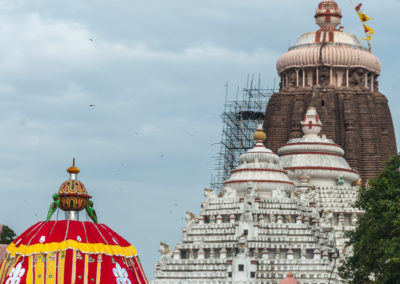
top-left (153, 107), bottom-right (361, 283)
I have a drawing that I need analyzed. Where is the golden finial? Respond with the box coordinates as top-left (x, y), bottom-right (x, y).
top-left (253, 123), bottom-right (267, 141)
top-left (67, 158), bottom-right (80, 174)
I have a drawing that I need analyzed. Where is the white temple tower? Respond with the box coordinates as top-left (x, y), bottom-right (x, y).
top-left (152, 124), bottom-right (349, 283)
top-left (278, 107), bottom-right (362, 258)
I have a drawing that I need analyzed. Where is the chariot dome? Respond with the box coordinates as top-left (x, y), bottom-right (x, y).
top-left (0, 162), bottom-right (148, 284)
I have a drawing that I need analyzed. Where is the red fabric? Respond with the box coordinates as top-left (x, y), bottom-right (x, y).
top-left (63, 250), bottom-right (73, 284)
top-left (87, 254), bottom-right (98, 283)
top-left (2, 220), bottom-right (149, 284)
top-left (97, 255), bottom-right (147, 284)
top-left (75, 251), bottom-right (85, 284)
top-left (13, 221), bottom-right (132, 248)
top-left (131, 256), bottom-right (148, 284)
top-left (2, 258), bottom-right (28, 284)
top-left (0, 251), bottom-right (148, 284)
top-left (99, 255), bottom-right (114, 283)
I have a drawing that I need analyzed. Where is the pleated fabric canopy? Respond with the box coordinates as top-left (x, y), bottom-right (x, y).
top-left (0, 220), bottom-right (147, 284)
top-left (0, 161), bottom-right (148, 284)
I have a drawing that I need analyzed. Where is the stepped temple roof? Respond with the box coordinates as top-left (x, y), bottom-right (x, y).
top-left (278, 107), bottom-right (360, 187)
top-left (153, 125), bottom-right (347, 283)
top-left (224, 124), bottom-right (294, 197)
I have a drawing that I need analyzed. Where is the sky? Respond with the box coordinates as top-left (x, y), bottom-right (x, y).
top-left (0, 0), bottom-right (398, 278)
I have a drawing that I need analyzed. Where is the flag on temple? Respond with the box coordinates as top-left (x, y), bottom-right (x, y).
top-left (358, 12), bottom-right (371, 22)
top-left (361, 34), bottom-right (372, 41)
top-left (352, 1), bottom-right (375, 42)
top-left (363, 24), bottom-right (374, 34)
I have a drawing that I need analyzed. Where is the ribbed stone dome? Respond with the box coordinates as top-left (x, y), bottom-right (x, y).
top-left (277, 38), bottom-right (381, 74)
top-left (276, 0), bottom-right (381, 75)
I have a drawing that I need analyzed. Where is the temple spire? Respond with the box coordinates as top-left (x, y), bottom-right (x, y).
top-left (253, 123), bottom-right (267, 142)
top-left (315, 0), bottom-right (342, 30)
top-left (301, 107), bottom-right (322, 138)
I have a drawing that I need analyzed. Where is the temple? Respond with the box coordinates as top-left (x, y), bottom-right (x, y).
top-left (152, 108), bottom-right (360, 283)
top-left (152, 1), bottom-right (390, 281)
top-left (0, 163), bottom-right (148, 283)
top-left (264, 0), bottom-right (397, 182)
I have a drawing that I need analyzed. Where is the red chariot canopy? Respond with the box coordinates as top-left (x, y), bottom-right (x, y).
top-left (0, 220), bottom-right (148, 284)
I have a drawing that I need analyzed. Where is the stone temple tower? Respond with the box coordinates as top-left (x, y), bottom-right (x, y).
top-left (264, 0), bottom-right (397, 182)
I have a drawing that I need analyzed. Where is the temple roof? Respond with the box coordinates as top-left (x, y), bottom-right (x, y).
top-left (224, 124), bottom-right (294, 197)
top-left (278, 107), bottom-right (360, 187)
top-left (276, 0), bottom-right (381, 74)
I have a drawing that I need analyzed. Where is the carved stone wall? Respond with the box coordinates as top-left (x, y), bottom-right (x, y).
top-left (264, 87), bottom-right (397, 182)
top-left (280, 67), bottom-right (377, 90)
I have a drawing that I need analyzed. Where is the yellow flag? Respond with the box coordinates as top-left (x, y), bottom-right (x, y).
top-left (358, 12), bottom-right (371, 22)
top-left (361, 34), bottom-right (372, 41)
top-left (363, 24), bottom-right (374, 34)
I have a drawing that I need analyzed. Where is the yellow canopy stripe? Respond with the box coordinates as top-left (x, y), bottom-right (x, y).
top-left (6, 240), bottom-right (138, 258)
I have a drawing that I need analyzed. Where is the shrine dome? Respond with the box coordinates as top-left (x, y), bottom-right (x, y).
top-left (0, 162), bottom-right (148, 284)
top-left (223, 124), bottom-right (294, 197)
top-left (276, 0), bottom-right (381, 75)
top-left (279, 272), bottom-right (301, 284)
top-left (278, 107), bottom-right (360, 187)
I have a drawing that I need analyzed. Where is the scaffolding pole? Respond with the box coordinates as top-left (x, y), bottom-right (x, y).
top-left (210, 78), bottom-right (277, 191)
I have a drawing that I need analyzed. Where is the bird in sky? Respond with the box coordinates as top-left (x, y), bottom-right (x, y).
top-left (89, 104), bottom-right (96, 107)
top-left (89, 38), bottom-right (94, 42)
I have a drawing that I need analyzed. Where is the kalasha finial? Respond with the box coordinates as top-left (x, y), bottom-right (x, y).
top-left (67, 157), bottom-right (80, 175)
top-left (46, 160), bottom-right (98, 223)
top-left (253, 123), bottom-right (267, 141)
top-left (315, 0), bottom-right (342, 30)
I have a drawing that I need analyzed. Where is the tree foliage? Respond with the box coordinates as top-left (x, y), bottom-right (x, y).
top-left (0, 225), bottom-right (16, 245)
top-left (339, 155), bottom-right (400, 283)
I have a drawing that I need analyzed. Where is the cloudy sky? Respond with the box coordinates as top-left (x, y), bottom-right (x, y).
top-left (0, 0), bottom-right (398, 278)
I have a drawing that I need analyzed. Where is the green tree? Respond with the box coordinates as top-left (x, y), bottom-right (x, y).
top-left (0, 225), bottom-right (16, 244)
top-left (339, 155), bottom-right (400, 283)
